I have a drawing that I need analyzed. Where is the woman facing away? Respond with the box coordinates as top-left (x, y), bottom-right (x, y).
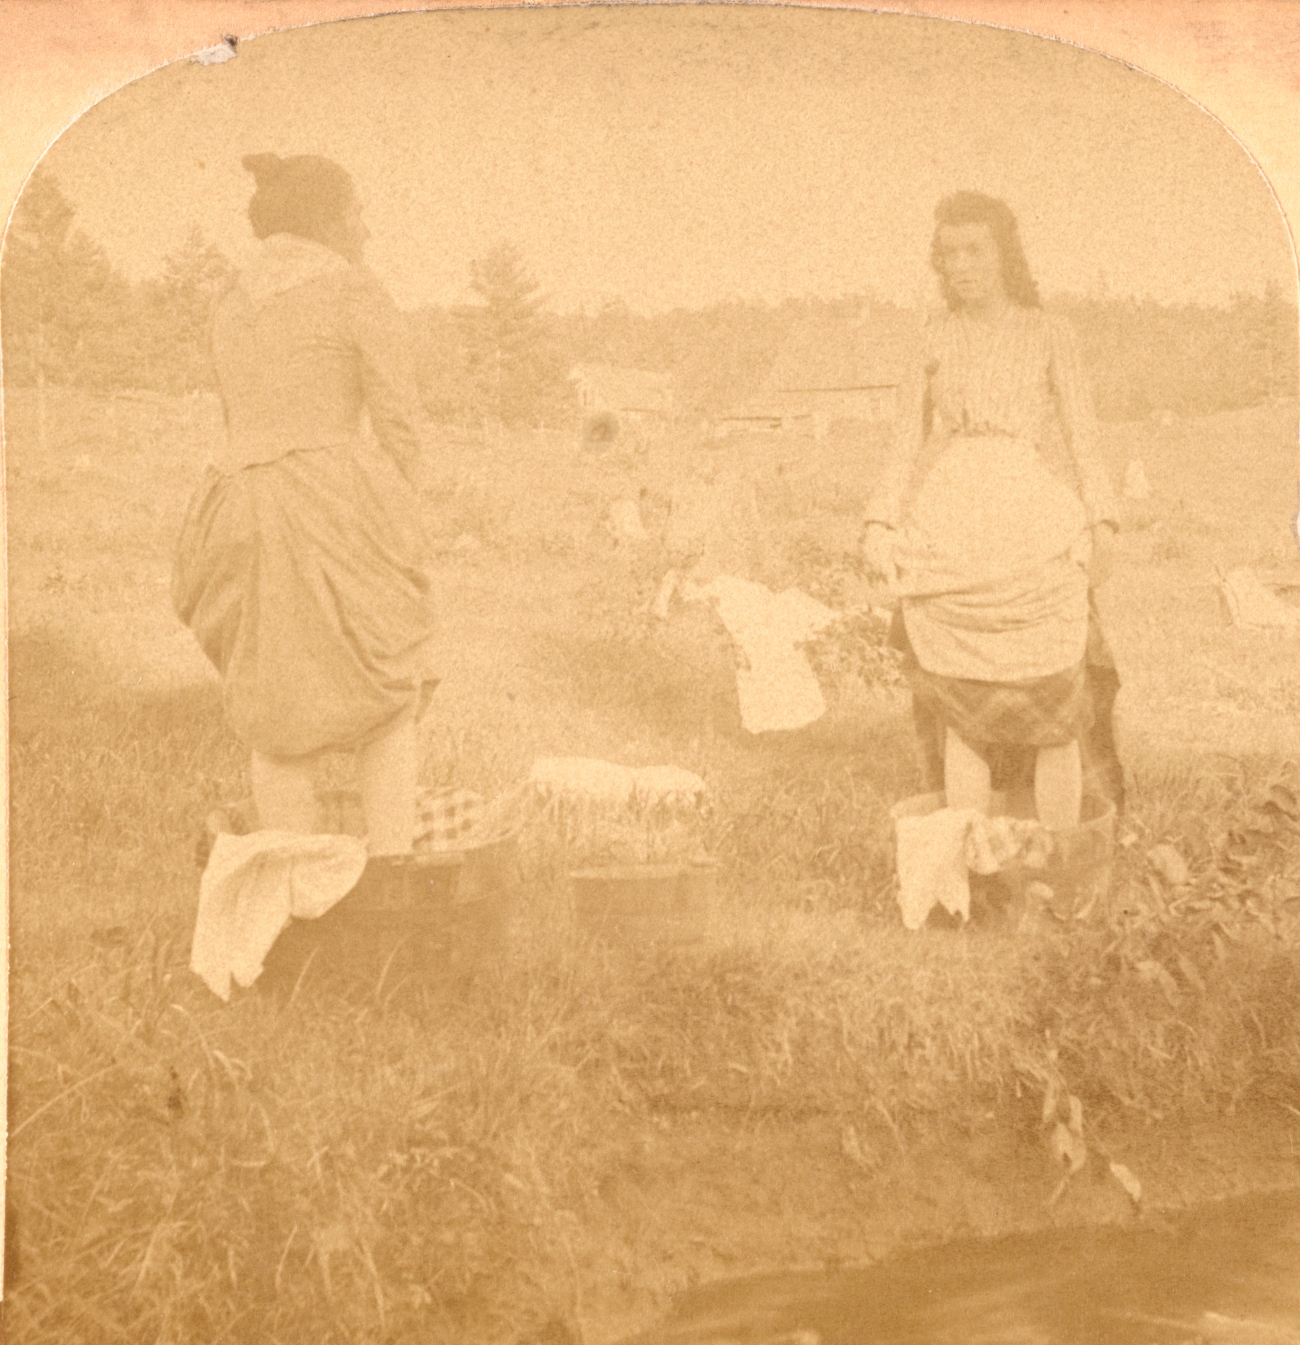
top-left (173, 153), bottom-right (435, 901)
top-left (862, 191), bottom-right (1123, 832)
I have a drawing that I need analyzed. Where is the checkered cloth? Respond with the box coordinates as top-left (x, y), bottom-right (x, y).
top-left (199, 785), bottom-right (516, 863)
top-left (413, 787), bottom-right (490, 853)
top-left (965, 814), bottom-right (1055, 874)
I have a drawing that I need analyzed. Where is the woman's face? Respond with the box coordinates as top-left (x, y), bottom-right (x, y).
top-left (936, 222), bottom-right (1005, 308)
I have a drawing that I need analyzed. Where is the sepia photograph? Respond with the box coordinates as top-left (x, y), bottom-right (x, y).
top-left (2, 4), bottom-right (1298, 1342)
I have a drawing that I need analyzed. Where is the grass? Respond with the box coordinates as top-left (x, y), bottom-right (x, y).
top-left (5, 387), bottom-right (1300, 1342)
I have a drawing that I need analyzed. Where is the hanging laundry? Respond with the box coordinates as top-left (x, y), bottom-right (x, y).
top-left (607, 497), bottom-right (650, 544)
top-left (1218, 567), bottom-right (1300, 629)
top-left (1122, 460), bottom-right (1152, 501)
top-left (683, 576), bottom-right (838, 734)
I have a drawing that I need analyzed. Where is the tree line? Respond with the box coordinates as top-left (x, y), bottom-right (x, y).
top-left (3, 167), bottom-right (1296, 429)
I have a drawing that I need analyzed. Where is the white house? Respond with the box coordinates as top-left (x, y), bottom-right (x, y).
top-left (752, 308), bottom-right (917, 439)
top-left (570, 364), bottom-right (674, 434)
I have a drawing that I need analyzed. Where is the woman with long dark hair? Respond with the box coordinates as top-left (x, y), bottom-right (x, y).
top-left (173, 153), bottom-right (435, 902)
top-left (863, 191), bottom-right (1123, 829)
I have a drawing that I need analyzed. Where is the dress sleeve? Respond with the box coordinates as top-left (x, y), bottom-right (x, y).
top-left (1047, 313), bottom-right (1118, 529)
top-left (346, 270), bottom-right (424, 483)
top-left (863, 334), bottom-right (929, 529)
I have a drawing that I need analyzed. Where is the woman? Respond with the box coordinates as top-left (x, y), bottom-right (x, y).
top-left (173, 153), bottom-right (435, 901)
top-left (862, 192), bottom-right (1122, 831)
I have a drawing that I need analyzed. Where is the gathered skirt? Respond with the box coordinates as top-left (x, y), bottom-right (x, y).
top-left (897, 435), bottom-right (1091, 683)
top-left (172, 443), bottom-right (435, 759)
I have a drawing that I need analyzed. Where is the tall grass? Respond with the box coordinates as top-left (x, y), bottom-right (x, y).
top-left (8, 614), bottom-right (1300, 1343)
top-left (7, 391), bottom-right (1300, 1341)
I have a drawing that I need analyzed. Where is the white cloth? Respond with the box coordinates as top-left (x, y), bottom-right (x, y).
top-left (1219, 567), bottom-right (1300, 629)
top-left (528, 758), bottom-right (707, 808)
top-left (607, 497), bottom-right (649, 543)
top-left (894, 806), bottom-right (1056, 929)
top-left (190, 831), bottom-right (368, 1001)
top-left (897, 436), bottom-right (1091, 682)
top-left (686, 576), bottom-right (838, 734)
top-left (1123, 459), bottom-right (1152, 501)
top-left (234, 234), bottom-right (347, 313)
top-left (895, 807), bottom-right (980, 930)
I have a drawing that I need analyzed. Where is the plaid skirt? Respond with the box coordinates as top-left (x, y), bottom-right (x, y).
top-left (892, 597), bottom-right (1126, 808)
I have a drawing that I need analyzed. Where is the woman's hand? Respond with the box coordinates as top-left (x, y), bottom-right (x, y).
top-left (861, 523), bottom-right (899, 589)
top-left (1089, 522), bottom-right (1117, 587)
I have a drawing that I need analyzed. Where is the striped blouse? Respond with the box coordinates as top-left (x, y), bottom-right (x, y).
top-left (865, 305), bottom-right (1119, 532)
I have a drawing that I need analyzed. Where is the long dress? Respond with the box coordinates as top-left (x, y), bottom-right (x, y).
top-left (172, 234), bottom-right (435, 759)
top-left (865, 305), bottom-right (1123, 792)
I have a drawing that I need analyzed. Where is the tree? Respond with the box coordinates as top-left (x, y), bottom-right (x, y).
top-left (136, 228), bottom-right (234, 393)
top-left (0, 166), bottom-right (141, 446)
top-left (409, 304), bottom-right (472, 424)
top-left (2, 166), bottom-right (78, 390)
top-left (460, 243), bottom-right (570, 427)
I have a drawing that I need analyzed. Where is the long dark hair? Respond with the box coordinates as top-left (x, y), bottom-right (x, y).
top-left (930, 192), bottom-right (1041, 310)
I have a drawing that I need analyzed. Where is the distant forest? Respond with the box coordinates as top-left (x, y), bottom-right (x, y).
top-left (4, 167), bottom-right (1296, 429)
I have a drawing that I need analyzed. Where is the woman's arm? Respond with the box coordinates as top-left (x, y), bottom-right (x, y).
top-left (1047, 313), bottom-right (1119, 531)
top-left (348, 272), bottom-right (424, 483)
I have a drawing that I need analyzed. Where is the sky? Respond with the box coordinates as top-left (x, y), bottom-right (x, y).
top-left (29, 6), bottom-right (1295, 315)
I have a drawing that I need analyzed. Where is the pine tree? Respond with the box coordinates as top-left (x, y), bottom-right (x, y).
top-left (460, 243), bottom-right (570, 427)
top-left (2, 166), bottom-right (145, 406)
top-left (136, 228), bottom-right (234, 394)
top-left (2, 167), bottom-right (78, 396)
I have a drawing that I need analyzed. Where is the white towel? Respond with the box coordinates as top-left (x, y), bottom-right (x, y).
top-left (895, 807), bottom-right (980, 930)
top-left (529, 757), bottom-right (638, 806)
top-left (190, 832), bottom-right (368, 1001)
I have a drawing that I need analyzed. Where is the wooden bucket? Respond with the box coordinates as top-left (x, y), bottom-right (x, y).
top-left (890, 789), bottom-right (1116, 925)
top-left (571, 859), bottom-right (718, 950)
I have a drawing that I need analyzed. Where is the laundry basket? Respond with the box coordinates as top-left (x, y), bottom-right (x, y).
top-left (889, 789), bottom-right (1116, 925)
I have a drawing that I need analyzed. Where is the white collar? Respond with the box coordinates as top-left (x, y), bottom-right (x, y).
top-left (236, 234), bottom-right (348, 310)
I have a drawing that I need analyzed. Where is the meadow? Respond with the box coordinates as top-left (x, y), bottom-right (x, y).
top-left (4, 386), bottom-right (1300, 1344)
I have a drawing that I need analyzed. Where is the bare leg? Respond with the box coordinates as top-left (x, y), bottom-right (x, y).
top-left (250, 751), bottom-right (317, 833)
top-left (1035, 740), bottom-right (1083, 830)
top-left (357, 716), bottom-right (418, 857)
top-left (944, 727), bottom-right (992, 814)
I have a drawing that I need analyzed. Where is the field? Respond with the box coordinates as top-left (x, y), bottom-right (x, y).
top-left (5, 386), bottom-right (1300, 1343)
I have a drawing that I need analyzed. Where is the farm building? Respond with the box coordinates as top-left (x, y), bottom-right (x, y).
top-left (746, 308), bottom-right (918, 439)
top-left (570, 364), bottom-right (674, 434)
top-left (712, 403), bottom-right (786, 438)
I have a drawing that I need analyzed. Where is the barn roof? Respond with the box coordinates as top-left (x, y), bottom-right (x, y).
top-left (761, 308), bottom-right (919, 394)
